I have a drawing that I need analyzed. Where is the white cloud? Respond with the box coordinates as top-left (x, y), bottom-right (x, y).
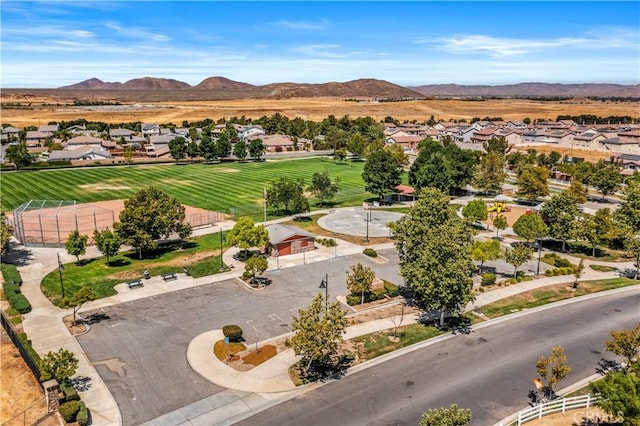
top-left (420, 30), bottom-right (639, 57)
top-left (290, 44), bottom-right (344, 58)
top-left (104, 22), bottom-right (171, 43)
top-left (271, 20), bottom-right (328, 31)
top-left (3, 26), bottom-right (95, 39)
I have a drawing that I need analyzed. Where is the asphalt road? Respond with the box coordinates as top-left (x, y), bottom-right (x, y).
top-left (237, 287), bottom-right (640, 426)
top-left (77, 250), bottom-right (402, 425)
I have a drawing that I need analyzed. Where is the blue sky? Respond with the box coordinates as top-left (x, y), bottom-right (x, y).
top-left (1, 1), bottom-right (639, 88)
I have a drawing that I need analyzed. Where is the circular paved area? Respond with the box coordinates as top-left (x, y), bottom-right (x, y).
top-left (317, 208), bottom-right (403, 237)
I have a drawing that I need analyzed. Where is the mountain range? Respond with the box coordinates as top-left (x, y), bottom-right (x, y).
top-left (59, 77), bottom-right (640, 99)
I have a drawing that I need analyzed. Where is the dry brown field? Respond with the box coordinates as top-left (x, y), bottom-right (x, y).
top-left (512, 145), bottom-right (617, 162)
top-left (1, 93), bottom-right (638, 126)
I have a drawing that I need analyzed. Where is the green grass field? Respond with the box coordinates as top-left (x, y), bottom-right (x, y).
top-left (0, 158), bottom-right (373, 218)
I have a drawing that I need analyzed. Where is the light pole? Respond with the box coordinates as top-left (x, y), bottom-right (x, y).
top-left (364, 209), bottom-right (371, 243)
top-left (319, 273), bottom-right (329, 311)
top-left (275, 249), bottom-right (279, 270)
top-left (536, 237), bottom-right (543, 276)
top-left (57, 253), bottom-right (65, 299)
top-left (219, 227), bottom-right (225, 272)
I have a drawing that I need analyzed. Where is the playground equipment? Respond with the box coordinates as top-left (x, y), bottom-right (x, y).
top-left (487, 200), bottom-right (511, 213)
top-left (487, 194), bottom-right (511, 213)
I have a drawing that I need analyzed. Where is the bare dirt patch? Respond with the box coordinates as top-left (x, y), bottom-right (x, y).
top-left (78, 182), bottom-right (132, 192)
top-left (0, 331), bottom-right (49, 426)
top-left (63, 314), bottom-right (88, 335)
top-left (214, 339), bottom-right (288, 372)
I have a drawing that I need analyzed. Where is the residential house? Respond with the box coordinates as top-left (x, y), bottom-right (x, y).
top-left (1, 126), bottom-right (21, 142)
top-left (65, 135), bottom-right (105, 150)
top-left (38, 124), bottom-right (59, 134)
top-left (454, 126), bottom-right (478, 143)
top-left (24, 131), bottom-right (51, 147)
top-left (470, 128), bottom-right (497, 144)
top-left (49, 147), bottom-right (111, 161)
top-left (266, 224), bottom-right (315, 256)
top-left (238, 125), bottom-right (265, 141)
top-left (507, 120), bottom-right (528, 130)
top-left (573, 130), bottom-right (607, 150)
top-left (109, 128), bottom-right (136, 139)
top-left (250, 134), bottom-right (296, 152)
top-left (615, 153), bottom-right (640, 175)
top-left (142, 123), bottom-right (161, 137)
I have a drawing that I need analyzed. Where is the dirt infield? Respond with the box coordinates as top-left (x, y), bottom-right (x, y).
top-left (11, 199), bottom-right (225, 247)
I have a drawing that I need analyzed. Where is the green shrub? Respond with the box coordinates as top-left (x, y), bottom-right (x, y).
top-left (9, 295), bottom-right (31, 314)
top-left (222, 325), bottom-right (243, 342)
top-left (554, 257), bottom-right (572, 268)
top-left (76, 402), bottom-right (88, 426)
top-left (346, 294), bottom-right (360, 306)
top-left (59, 401), bottom-right (80, 423)
top-left (545, 269), bottom-right (553, 277)
top-left (316, 238), bottom-right (336, 247)
top-left (16, 333), bottom-right (41, 367)
top-left (363, 248), bottom-right (377, 257)
top-left (0, 263), bottom-right (22, 286)
top-left (241, 271), bottom-right (252, 281)
top-left (60, 381), bottom-right (79, 402)
top-left (383, 281), bottom-right (399, 297)
top-left (481, 273), bottom-right (497, 286)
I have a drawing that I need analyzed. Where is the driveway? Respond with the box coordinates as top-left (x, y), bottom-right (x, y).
top-left (77, 251), bottom-right (402, 425)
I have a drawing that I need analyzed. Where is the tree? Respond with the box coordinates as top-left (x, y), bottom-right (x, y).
top-left (233, 139), bottom-right (247, 160)
top-left (290, 293), bottom-right (347, 373)
top-left (244, 256), bottom-right (268, 283)
top-left (123, 145), bottom-right (134, 165)
top-left (5, 143), bottom-right (32, 170)
top-left (419, 404), bottom-right (472, 426)
top-left (393, 188), bottom-right (475, 326)
top-left (483, 136), bottom-right (510, 158)
top-left (461, 200), bottom-right (488, 224)
top-left (248, 138), bottom-right (265, 160)
top-left (565, 179), bottom-right (587, 204)
top-left (40, 348), bottom-right (79, 382)
top-left (226, 216), bottom-right (268, 258)
top-left (591, 164), bottom-right (622, 200)
top-left (60, 287), bottom-right (97, 324)
top-left (493, 214), bottom-right (508, 238)
top-left (516, 165), bottom-right (550, 201)
top-left (503, 244), bottom-right (533, 277)
top-left (186, 140), bottom-right (200, 162)
top-left (308, 172), bottom-right (340, 206)
top-left (470, 239), bottom-right (501, 270)
top-left (573, 258), bottom-right (584, 287)
top-left (362, 149), bottom-right (402, 200)
top-left (168, 136), bottom-right (186, 162)
top-left (65, 230), bottom-right (88, 266)
top-left (541, 191), bottom-right (579, 252)
top-left (472, 152), bottom-right (506, 194)
top-left (616, 180), bottom-right (640, 233)
top-left (114, 187), bottom-right (192, 259)
top-left (594, 208), bottom-right (616, 248)
top-left (93, 229), bottom-right (120, 266)
top-left (512, 212), bottom-right (548, 243)
top-left (590, 372), bottom-right (640, 424)
top-left (334, 147), bottom-right (347, 162)
top-left (216, 132), bottom-right (232, 158)
top-left (199, 134), bottom-right (218, 162)
top-left (575, 214), bottom-right (600, 257)
top-left (409, 139), bottom-right (476, 195)
top-left (604, 324), bottom-right (640, 373)
top-left (536, 346), bottom-right (570, 393)
top-left (346, 133), bottom-right (367, 161)
top-left (266, 178), bottom-right (309, 215)
top-left (384, 143), bottom-right (409, 168)
top-left (346, 263), bottom-right (375, 305)
top-left (624, 235), bottom-right (640, 280)
top-left (0, 211), bottom-right (12, 256)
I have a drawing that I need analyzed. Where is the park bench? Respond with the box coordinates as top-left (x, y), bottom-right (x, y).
top-left (162, 272), bottom-right (178, 281)
top-left (127, 279), bottom-right (143, 289)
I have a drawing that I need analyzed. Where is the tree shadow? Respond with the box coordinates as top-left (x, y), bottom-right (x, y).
top-left (596, 358), bottom-right (622, 375)
top-left (296, 354), bottom-right (352, 384)
top-left (2, 242), bottom-right (34, 267)
top-left (417, 311), bottom-right (473, 335)
top-left (70, 375), bottom-right (92, 392)
top-left (81, 313), bottom-right (110, 325)
top-left (107, 258), bottom-right (131, 267)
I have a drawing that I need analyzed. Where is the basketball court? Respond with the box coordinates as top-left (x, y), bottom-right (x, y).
top-left (317, 208), bottom-right (403, 238)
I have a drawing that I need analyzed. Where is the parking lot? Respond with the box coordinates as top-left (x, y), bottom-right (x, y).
top-left (77, 250), bottom-right (402, 425)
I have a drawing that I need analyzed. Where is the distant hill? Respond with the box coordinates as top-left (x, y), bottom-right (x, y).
top-left (194, 76), bottom-right (257, 90)
top-left (59, 76), bottom-right (423, 99)
top-left (262, 79), bottom-right (423, 99)
top-left (408, 83), bottom-right (640, 98)
top-left (56, 77), bottom-right (640, 100)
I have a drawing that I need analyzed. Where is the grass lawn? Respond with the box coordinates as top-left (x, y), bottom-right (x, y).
top-left (351, 323), bottom-right (443, 361)
top-left (480, 277), bottom-right (638, 319)
top-left (1, 158), bottom-right (375, 220)
top-left (589, 264), bottom-right (617, 272)
top-left (41, 232), bottom-right (229, 305)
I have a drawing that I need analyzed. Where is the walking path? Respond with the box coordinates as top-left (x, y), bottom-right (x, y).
top-left (6, 208), bottom-right (636, 426)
